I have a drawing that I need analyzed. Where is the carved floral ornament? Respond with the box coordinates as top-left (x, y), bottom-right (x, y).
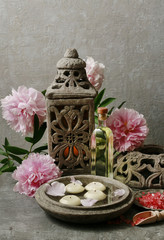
top-left (113, 145), bottom-right (164, 189)
top-left (49, 105), bottom-right (90, 169)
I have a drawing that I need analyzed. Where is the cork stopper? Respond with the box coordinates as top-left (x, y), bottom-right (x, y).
top-left (97, 107), bottom-right (108, 114)
top-left (97, 107), bottom-right (108, 121)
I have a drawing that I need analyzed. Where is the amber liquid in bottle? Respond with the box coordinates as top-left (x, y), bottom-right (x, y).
top-left (91, 107), bottom-right (113, 178)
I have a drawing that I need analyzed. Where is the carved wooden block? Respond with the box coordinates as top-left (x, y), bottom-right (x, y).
top-left (46, 49), bottom-right (97, 175)
top-left (114, 145), bottom-right (164, 189)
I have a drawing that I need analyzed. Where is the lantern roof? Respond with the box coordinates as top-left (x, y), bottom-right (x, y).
top-left (46, 49), bottom-right (97, 99)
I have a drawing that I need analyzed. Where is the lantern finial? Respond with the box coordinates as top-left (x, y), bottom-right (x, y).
top-left (64, 48), bottom-right (79, 58)
top-left (56, 48), bottom-right (86, 69)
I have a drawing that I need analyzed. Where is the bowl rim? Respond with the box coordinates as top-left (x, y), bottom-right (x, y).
top-left (36, 174), bottom-right (131, 210)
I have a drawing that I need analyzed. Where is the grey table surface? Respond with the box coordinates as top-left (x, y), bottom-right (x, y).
top-left (0, 173), bottom-right (164, 240)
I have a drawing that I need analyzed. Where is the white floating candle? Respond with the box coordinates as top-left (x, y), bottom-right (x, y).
top-left (85, 182), bottom-right (106, 191)
top-left (59, 195), bottom-right (81, 206)
top-left (84, 190), bottom-right (106, 201)
top-left (66, 183), bottom-right (84, 194)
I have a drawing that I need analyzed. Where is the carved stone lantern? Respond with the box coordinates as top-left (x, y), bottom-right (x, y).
top-left (46, 49), bottom-right (97, 175)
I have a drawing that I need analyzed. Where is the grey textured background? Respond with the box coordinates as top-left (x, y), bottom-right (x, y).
top-left (0, 0), bottom-right (164, 148)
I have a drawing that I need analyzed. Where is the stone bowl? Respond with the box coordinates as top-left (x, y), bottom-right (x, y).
top-left (35, 175), bottom-right (134, 223)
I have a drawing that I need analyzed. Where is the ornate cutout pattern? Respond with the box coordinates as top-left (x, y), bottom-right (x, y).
top-left (114, 151), bottom-right (164, 189)
top-left (52, 69), bottom-right (90, 90)
top-left (48, 105), bottom-right (91, 170)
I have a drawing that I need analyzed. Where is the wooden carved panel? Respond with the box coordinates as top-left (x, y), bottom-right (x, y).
top-left (114, 146), bottom-right (164, 189)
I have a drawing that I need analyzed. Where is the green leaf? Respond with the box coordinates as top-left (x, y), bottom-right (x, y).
top-left (118, 101), bottom-right (126, 109)
top-left (108, 107), bottom-right (115, 115)
top-left (94, 115), bottom-right (98, 125)
top-left (8, 159), bottom-right (15, 167)
top-left (4, 145), bottom-right (29, 155)
top-left (8, 153), bottom-right (23, 164)
top-left (0, 158), bottom-right (8, 164)
top-left (5, 138), bottom-right (9, 146)
top-left (33, 145), bottom-right (48, 153)
top-left (33, 114), bottom-right (40, 139)
top-left (25, 137), bottom-right (34, 143)
top-left (42, 90), bottom-right (46, 96)
top-left (0, 164), bottom-right (10, 172)
top-left (1, 166), bottom-right (16, 173)
top-left (33, 122), bottom-right (47, 145)
top-left (0, 148), bottom-right (7, 156)
top-left (94, 88), bottom-right (105, 111)
top-left (99, 98), bottom-right (116, 108)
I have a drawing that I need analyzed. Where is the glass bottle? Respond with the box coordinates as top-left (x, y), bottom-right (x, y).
top-left (91, 107), bottom-right (113, 178)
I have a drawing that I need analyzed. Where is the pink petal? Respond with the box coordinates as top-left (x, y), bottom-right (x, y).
top-left (114, 189), bottom-right (125, 197)
top-left (70, 176), bottom-right (82, 185)
top-left (81, 198), bottom-right (98, 207)
top-left (46, 182), bottom-right (66, 196)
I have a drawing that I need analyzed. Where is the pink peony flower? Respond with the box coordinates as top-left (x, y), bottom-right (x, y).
top-left (106, 108), bottom-right (149, 152)
top-left (85, 57), bottom-right (105, 91)
top-left (12, 153), bottom-right (62, 197)
top-left (1, 86), bottom-right (46, 135)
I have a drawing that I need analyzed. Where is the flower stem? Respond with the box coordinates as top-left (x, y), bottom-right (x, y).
top-left (29, 144), bottom-right (33, 153)
top-left (22, 144), bottom-right (33, 160)
top-left (113, 151), bottom-right (120, 159)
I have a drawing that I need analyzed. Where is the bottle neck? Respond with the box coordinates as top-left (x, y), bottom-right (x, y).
top-left (98, 113), bottom-right (107, 127)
